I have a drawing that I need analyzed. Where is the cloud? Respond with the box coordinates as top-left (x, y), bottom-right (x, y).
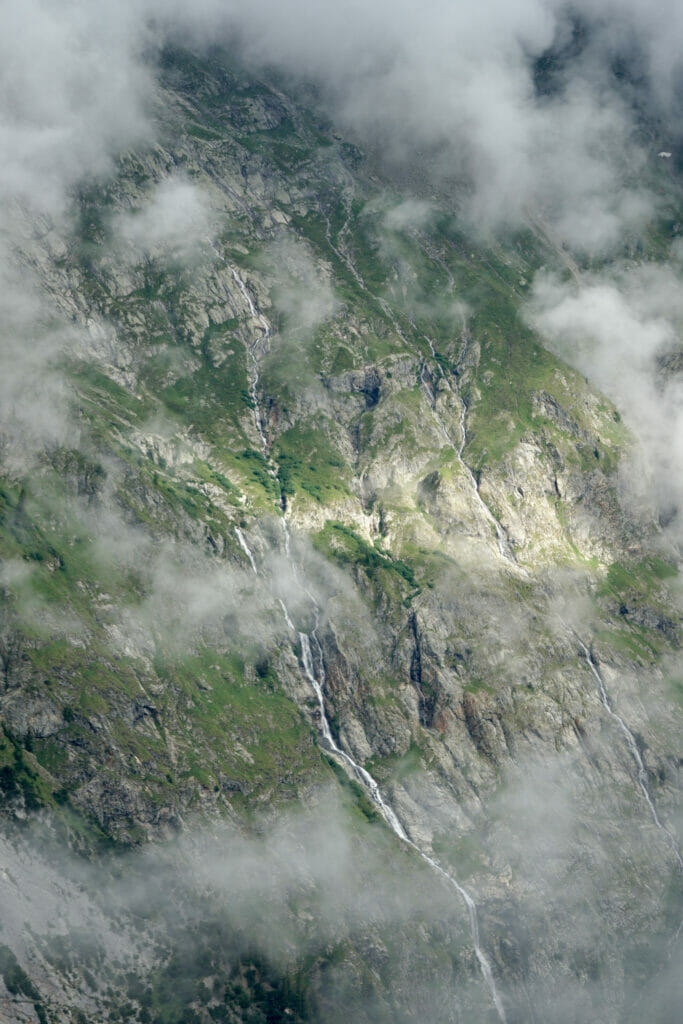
top-left (0, 0), bottom-right (152, 216)
top-left (261, 233), bottom-right (338, 337)
top-left (1, 1), bottom-right (681, 496)
top-left (190, 0), bottom-right (681, 249)
top-left (113, 177), bottom-right (215, 264)
top-left (0, 795), bottom-right (492, 1022)
top-left (527, 262), bottom-right (683, 541)
top-left (0, 0), bottom-right (153, 465)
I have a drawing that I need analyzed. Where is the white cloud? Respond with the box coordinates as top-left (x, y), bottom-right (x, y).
top-left (113, 178), bottom-right (214, 263)
top-left (528, 262), bottom-right (683, 540)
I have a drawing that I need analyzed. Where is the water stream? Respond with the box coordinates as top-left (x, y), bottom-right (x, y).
top-left (223, 250), bottom-right (508, 1019)
top-left (235, 527), bottom-right (258, 575)
top-left (240, 521), bottom-right (508, 1022)
top-left (571, 630), bottom-right (682, 869)
top-left (208, 240), bottom-right (271, 458)
top-left (229, 268), bottom-right (271, 457)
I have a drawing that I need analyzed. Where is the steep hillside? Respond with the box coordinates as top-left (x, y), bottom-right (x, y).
top-left (0, 45), bottom-right (680, 1024)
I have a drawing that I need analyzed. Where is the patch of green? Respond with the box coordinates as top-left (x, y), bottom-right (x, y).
top-left (553, 498), bottom-right (596, 567)
top-left (0, 478), bottom-right (130, 624)
top-left (466, 304), bottom-right (570, 464)
top-left (191, 459), bottom-right (240, 500)
top-left (290, 209), bottom-right (387, 318)
top-left (362, 387), bottom-right (427, 460)
top-left (33, 737), bottom-right (68, 775)
top-left (463, 679), bottom-right (496, 696)
top-left (324, 755), bottom-right (382, 826)
top-left (596, 627), bottom-right (661, 663)
top-left (149, 472), bottom-right (223, 524)
top-left (72, 363), bottom-right (151, 424)
top-left (0, 727), bottom-right (53, 812)
top-left (313, 521), bottom-right (418, 591)
top-left (274, 422), bottom-right (350, 504)
top-left (154, 327), bottom-right (255, 446)
top-left (158, 650), bottom-right (322, 797)
top-left (599, 558), bottom-right (678, 602)
top-left (233, 448), bottom-right (280, 503)
top-left (397, 541), bottom-right (458, 589)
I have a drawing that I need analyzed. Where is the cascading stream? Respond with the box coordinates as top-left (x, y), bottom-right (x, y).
top-left (571, 629), bottom-right (682, 870)
top-left (225, 249), bottom-right (508, 1022)
top-left (296, 620), bottom-right (508, 1022)
top-left (230, 268), bottom-right (271, 457)
top-left (235, 528), bottom-right (258, 575)
top-left (241, 522), bottom-right (507, 1021)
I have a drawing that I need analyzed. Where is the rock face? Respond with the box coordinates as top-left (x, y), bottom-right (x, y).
top-left (0, 44), bottom-right (680, 1024)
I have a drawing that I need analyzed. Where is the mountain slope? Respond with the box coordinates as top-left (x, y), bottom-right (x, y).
top-left (0, 44), bottom-right (680, 1024)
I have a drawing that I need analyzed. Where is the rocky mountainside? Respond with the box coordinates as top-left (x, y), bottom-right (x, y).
top-left (0, 44), bottom-right (681, 1024)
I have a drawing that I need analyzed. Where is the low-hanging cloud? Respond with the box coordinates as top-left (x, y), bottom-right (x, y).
top-left (113, 177), bottom-right (215, 264)
top-left (178, 0), bottom-right (682, 249)
top-left (528, 262), bottom-right (683, 542)
top-left (260, 233), bottom-right (338, 337)
top-left (1, 0), bottom-right (682, 478)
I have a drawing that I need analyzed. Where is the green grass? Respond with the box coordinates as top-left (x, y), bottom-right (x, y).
top-left (313, 520), bottom-right (418, 590)
top-left (154, 649), bottom-right (322, 797)
top-left (596, 627), bottom-right (661, 663)
top-left (274, 422), bottom-right (350, 504)
top-left (463, 679), bottom-right (496, 695)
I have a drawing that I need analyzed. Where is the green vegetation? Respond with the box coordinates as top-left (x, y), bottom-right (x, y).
top-left (600, 558), bottom-right (678, 599)
top-left (274, 422), bottom-right (350, 504)
top-left (313, 520), bottom-right (418, 593)
top-left (162, 649), bottom-right (323, 797)
top-left (463, 679), bottom-right (496, 696)
top-left (0, 727), bottom-right (51, 812)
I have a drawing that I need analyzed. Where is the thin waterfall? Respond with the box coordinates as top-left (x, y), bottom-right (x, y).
top-left (226, 258), bottom-right (509, 1022)
top-left (572, 630), bottom-right (682, 870)
top-left (235, 520), bottom-right (508, 1022)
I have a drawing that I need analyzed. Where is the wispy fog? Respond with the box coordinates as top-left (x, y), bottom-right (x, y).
top-left (528, 262), bottom-right (683, 542)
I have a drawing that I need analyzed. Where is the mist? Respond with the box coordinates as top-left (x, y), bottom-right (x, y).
top-left (3, 747), bottom-right (681, 1023)
top-left (528, 262), bottom-right (683, 543)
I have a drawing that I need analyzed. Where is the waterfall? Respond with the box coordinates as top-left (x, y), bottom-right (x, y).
top-left (233, 516), bottom-right (508, 1021)
top-left (235, 527), bottom-right (258, 575)
top-left (574, 632), bottom-right (682, 870)
top-left (207, 243), bottom-right (271, 457)
top-left (228, 262), bottom-right (509, 1022)
top-left (296, 617), bottom-right (507, 1021)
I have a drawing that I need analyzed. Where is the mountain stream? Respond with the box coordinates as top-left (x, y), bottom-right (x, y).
top-left (572, 631), bottom-right (682, 870)
top-left (225, 263), bottom-right (509, 1022)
